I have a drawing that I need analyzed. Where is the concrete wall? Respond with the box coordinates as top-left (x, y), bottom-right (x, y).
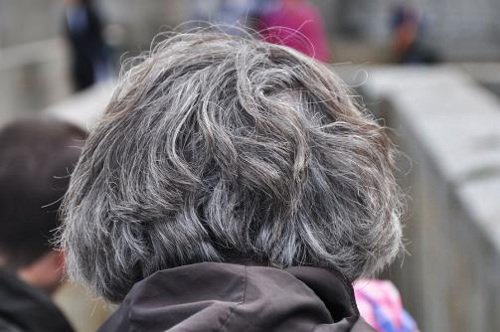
top-left (347, 66), bottom-right (500, 331)
top-left (0, 0), bottom-right (63, 48)
top-left (0, 39), bottom-right (71, 126)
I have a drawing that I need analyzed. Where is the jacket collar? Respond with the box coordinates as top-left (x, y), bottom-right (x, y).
top-left (100, 262), bottom-right (374, 331)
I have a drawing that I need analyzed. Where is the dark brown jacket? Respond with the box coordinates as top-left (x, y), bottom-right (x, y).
top-left (99, 262), bottom-right (375, 332)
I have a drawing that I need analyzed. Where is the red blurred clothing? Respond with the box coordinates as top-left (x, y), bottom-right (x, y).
top-left (258, 0), bottom-right (330, 62)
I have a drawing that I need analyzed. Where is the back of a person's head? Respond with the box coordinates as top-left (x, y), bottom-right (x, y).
top-left (60, 31), bottom-right (403, 303)
top-left (0, 118), bottom-right (87, 269)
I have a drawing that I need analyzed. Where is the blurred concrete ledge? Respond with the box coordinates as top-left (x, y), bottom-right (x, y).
top-left (454, 63), bottom-right (500, 97)
top-left (337, 65), bottom-right (500, 332)
top-left (46, 81), bottom-right (115, 132)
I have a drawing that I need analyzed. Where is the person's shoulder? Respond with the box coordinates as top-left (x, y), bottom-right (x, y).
top-left (0, 316), bottom-right (23, 332)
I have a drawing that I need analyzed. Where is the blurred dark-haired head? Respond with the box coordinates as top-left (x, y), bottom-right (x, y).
top-left (0, 118), bottom-right (86, 292)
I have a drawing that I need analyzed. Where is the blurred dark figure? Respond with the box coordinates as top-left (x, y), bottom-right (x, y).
top-left (257, 0), bottom-right (330, 62)
top-left (0, 118), bottom-right (86, 332)
top-left (391, 5), bottom-right (439, 64)
top-left (63, 0), bottom-right (110, 91)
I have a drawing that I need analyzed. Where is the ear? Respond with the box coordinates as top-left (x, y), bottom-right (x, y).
top-left (51, 250), bottom-right (67, 275)
top-left (44, 250), bottom-right (67, 289)
top-left (17, 250), bottom-right (67, 295)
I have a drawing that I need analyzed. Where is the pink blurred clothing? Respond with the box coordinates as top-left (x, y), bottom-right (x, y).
top-left (354, 279), bottom-right (418, 332)
top-left (258, 0), bottom-right (330, 62)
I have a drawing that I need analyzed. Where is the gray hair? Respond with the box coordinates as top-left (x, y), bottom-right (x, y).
top-left (59, 31), bottom-right (403, 302)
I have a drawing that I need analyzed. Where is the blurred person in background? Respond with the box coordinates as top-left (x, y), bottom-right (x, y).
top-left (354, 279), bottom-right (418, 332)
top-left (63, 0), bottom-right (111, 92)
top-left (190, 0), bottom-right (330, 63)
top-left (0, 118), bottom-right (86, 332)
top-left (391, 5), bottom-right (438, 64)
top-left (256, 0), bottom-right (330, 62)
top-left (60, 32), bottom-right (403, 331)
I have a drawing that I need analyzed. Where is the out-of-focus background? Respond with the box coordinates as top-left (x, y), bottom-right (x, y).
top-left (1, 1), bottom-right (499, 331)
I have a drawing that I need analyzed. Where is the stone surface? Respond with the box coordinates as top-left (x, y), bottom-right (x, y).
top-left (349, 65), bottom-right (500, 332)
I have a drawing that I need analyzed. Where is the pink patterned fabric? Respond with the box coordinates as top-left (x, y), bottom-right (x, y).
top-left (354, 279), bottom-right (418, 332)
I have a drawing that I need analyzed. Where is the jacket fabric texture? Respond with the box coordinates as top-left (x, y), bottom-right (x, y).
top-left (99, 262), bottom-right (375, 332)
top-left (0, 267), bottom-right (73, 332)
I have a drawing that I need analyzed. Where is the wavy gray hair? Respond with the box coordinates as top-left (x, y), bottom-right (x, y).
top-left (59, 32), bottom-right (403, 302)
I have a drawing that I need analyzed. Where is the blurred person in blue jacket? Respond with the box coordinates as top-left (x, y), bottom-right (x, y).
top-left (63, 0), bottom-right (111, 91)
